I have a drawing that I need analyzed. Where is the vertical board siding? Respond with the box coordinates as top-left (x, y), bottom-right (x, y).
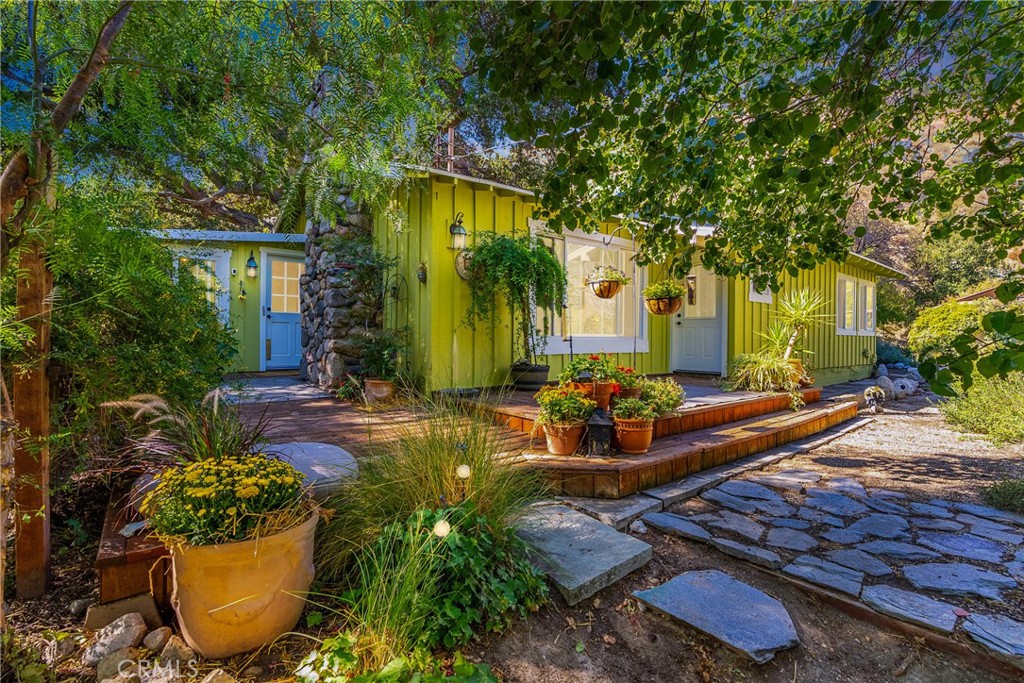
top-left (728, 260), bottom-right (877, 385)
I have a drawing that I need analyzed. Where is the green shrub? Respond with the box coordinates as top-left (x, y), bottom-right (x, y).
top-left (983, 479), bottom-right (1024, 514)
top-left (907, 300), bottom-right (991, 357)
top-left (642, 280), bottom-right (685, 299)
top-left (725, 354), bottom-right (804, 409)
top-left (639, 378), bottom-right (685, 414)
top-left (534, 385), bottom-right (597, 426)
top-left (876, 339), bottom-right (915, 366)
top-left (611, 397), bottom-right (657, 421)
top-left (939, 373), bottom-right (1024, 444)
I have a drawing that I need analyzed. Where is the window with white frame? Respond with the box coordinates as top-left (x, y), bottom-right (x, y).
top-left (836, 274), bottom-right (876, 336)
top-left (534, 229), bottom-right (648, 354)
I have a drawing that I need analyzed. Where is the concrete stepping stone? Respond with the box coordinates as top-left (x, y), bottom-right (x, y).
top-left (804, 489), bottom-right (869, 517)
top-left (910, 518), bottom-right (963, 532)
top-left (517, 505), bottom-right (652, 606)
top-left (747, 468), bottom-right (822, 491)
top-left (642, 512), bottom-right (711, 541)
top-left (798, 507), bottom-right (845, 528)
top-left (717, 480), bottom-right (785, 503)
top-left (709, 537), bottom-right (785, 569)
top-left (267, 441), bottom-right (358, 498)
top-left (825, 549), bottom-right (893, 577)
top-left (562, 494), bottom-right (662, 530)
top-left (963, 614), bottom-right (1024, 671)
top-left (861, 585), bottom-right (959, 633)
top-left (951, 502), bottom-right (1024, 527)
top-left (758, 516), bottom-right (811, 530)
top-left (766, 528), bottom-right (818, 552)
top-left (862, 497), bottom-right (907, 515)
top-left (633, 569), bottom-right (799, 664)
top-left (856, 540), bottom-right (940, 561)
top-left (903, 562), bottom-right (1017, 600)
top-left (824, 477), bottom-right (867, 498)
top-left (909, 502), bottom-right (954, 519)
top-left (783, 555), bottom-right (863, 596)
top-left (847, 514), bottom-right (910, 540)
top-left (917, 532), bottom-right (1006, 563)
top-left (821, 528), bottom-right (866, 544)
top-left (701, 488), bottom-right (759, 514)
top-left (695, 510), bottom-right (765, 542)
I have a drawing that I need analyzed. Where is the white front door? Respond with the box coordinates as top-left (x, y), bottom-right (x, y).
top-left (671, 265), bottom-right (724, 374)
top-left (264, 252), bottom-right (305, 369)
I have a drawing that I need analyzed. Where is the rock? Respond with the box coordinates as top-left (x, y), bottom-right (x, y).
top-left (917, 532), bottom-right (1007, 563)
top-left (143, 627), bottom-right (172, 652)
top-left (201, 670), bottom-right (238, 683)
top-left (159, 635), bottom-right (196, 667)
top-left (797, 507), bottom-right (845, 528)
top-left (820, 528), bottom-right (866, 544)
top-left (766, 527), bottom-right (819, 552)
top-left (71, 597), bottom-right (93, 618)
top-left (804, 489), bottom-right (869, 517)
top-left (856, 540), bottom-right (940, 561)
top-left (825, 477), bottom-right (867, 498)
top-left (950, 502), bottom-right (1024, 527)
top-left (708, 537), bottom-right (785, 569)
top-left (42, 635), bottom-right (78, 666)
top-left (717, 480), bottom-right (785, 502)
top-left (241, 666), bottom-right (263, 678)
top-left (909, 502), bottom-right (954, 519)
top-left (83, 613), bottom-right (148, 667)
top-left (847, 514), bottom-right (911, 540)
top-left (861, 585), bottom-right (960, 633)
top-left (633, 569), bottom-right (799, 664)
top-left (904, 563), bottom-right (1017, 600)
top-left (517, 505), bottom-right (652, 606)
top-left (969, 526), bottom-right (1024, 546)
top-left (875, 375), bottom-right (896, 400)
top-left (700, 488), bottom-right (758, 514)
top-left (85, 595), bottom-right (162, 631)
top-left (892, 378), bottom-right (917, 399)
top-left (910, 518), bottom-right (963, 532)
top-left (627, 519), bottom-right (647, 534)
top-left (874, 364), bottom-right (888, 377)
top-left (963, 614), bottom-right (1024, 670)
top-left (97, 647), bottom-right (141, 682)
top-left (783, 555), bottom-right (863, 596)
top-left (700, 510), bottom-right (765, 542)
top-left (101, 672), bottom-right (141, 683)
top-left (759, 517), bottom-right (811, 530)
top-left (562, 494), bottom-right (662, 531)
top-left (642, 512), bottom-right (712, 541)
top-left (825, 549), bottom-right (894, 577)
top-left (862, 497), bottom-right (906, 515)
top-left (748, 469), bottom-right (822, 492)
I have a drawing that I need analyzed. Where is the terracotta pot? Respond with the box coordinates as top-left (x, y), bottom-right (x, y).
top-left (618, 386), bottom-right (643, 400)
top-left (566, 382), bottom-right (595, 401)
top-left (591, 381), bottom-right (615, 410)
top-left (645, 297), bottom-right (682, 315)
top-left (614, 418), bottom-right (654, 455)
top-left (170, 513), bottom-right (318, 658)
top-left (543, 423), bottom-right (587, 455)
top-left (590, 280), bottom-right (622, 299)
top-left (364, 378), bottom-right (396, 404)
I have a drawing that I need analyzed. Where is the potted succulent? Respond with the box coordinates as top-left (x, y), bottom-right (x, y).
top-left (643, 280), bottom-right (686, 315)
top-left (640, 377), bottom-right (685, 415)
top-left (463, 234), bottom-right (567, 390)
top-left (358, 327), bottom-right (408, 404)
top-left (612, 365), bottom-right (644, 400)
top-left (534, 385), bottom-right (597, 455)
top-left (558, 354), bottom-right (618, 410)
top-left (611, 398), bottom-right (658, 455)
top-left (114, 392), bottom-right (319, 659)
top-left (585, 265), bottom-right (631, 299)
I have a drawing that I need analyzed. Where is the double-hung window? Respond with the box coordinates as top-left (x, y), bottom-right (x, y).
top-left (836, 274), bottom-right (876, 336)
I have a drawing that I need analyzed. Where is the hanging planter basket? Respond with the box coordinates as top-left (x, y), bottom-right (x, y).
top-left (585, 265), bottom-right (631, 300)
top-left (590, 279), bottom-right (622, 299)
top-left (645, 297), bottom-right (683, 315)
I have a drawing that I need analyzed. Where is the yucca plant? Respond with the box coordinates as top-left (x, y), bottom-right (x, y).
top-left (725, 354), bottom-right (804, 409)
top-left (773, 289), bottom-right (828, 361)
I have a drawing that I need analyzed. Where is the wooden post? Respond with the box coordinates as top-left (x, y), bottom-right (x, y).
top-left (12, 241), bottom-right (52, 599)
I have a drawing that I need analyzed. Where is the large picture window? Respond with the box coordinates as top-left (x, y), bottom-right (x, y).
top-left (837, 274), bottom-right (876, 336)
top-left (534, 228), bottom-right (648, 354)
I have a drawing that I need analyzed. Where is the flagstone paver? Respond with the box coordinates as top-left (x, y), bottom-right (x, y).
top-left (804, 489), bottom-right (869, 517)
top-left (709, 537), bottom-right (785, 569)
top-left (766, 527), bottom-right (818, 552)
top-left (694, 510), bottom-right (765, 542)
top-left (783, 555), bottom-right (863, 596)
top-left (824, 477), bottom-right (867, 498)
top-left (642, 512), bottom-right (711, 541)
top-left (633, 570), bottom-right (799, 664)
top-left (910, 518), bottom-right (963, 532)
top-left (797, 507), bottom-right (845, 527)
top-left (862, 497), bottom-right (907, 515)
top-left (759, 516), bottom-right (811, 530)
top-left (916, 531), bottom-right (1007, 563)
top-left (909, 502), bottom-right (954, 519)
top-left (821, 528), bottom-right (866, 544)
top-left (561, 494), bottom-right (663, 530)
top-left (717, 480), bottom-right (785, 502)
top-left (825, 549), bottom-right (893, 577)
top-left (955, 513), bottom-right (1013, 530)
top-left (951, 502), bottom-right (1024, 527)
top-left (962, 614), bottom-right (1024, 671)
top-left (847, 514), bottom-right (910, 540)
top-left (967, 526), bottom-right (1024, 545)
top-left (700, 488), bottom-right (759, 514)
top-left (746, 468), bottom-right (821, 491)
top-left (860, 585), bottom-right (959, 633)
top-left (855, 540), bottom-right (940, 562)
top-left (903, 563), bottom-right (1017, 600)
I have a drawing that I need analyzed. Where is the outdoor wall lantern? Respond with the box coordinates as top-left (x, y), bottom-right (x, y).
top-left (449, 212), bottom-right (468, 251)
top-left (245, 251), bottom-right (259, 278)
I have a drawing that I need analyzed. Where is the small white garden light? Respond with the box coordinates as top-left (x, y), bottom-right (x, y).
top-left (456, 464), bottom-right (471, 480)
top-left (432, 519), bottom-right (451, 538)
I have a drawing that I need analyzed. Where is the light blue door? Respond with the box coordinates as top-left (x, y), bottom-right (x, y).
top-left (671, 266), bottom-right (723, 374)
top-left (264, 254), bottom-right (305, 369)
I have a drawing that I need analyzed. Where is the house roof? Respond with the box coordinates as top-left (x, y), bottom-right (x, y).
top-left (406, 165), bottom-right (537, 198)
top-left (844, 253), bottom-right (907, 279)
top-left (151, 229), bottom-right (306, 244)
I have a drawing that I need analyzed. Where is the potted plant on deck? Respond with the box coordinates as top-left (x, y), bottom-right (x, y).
top-left (640, 377), bottom-right (686, 415)
top-left (612, 365), bottom-right (644, 401)
top-left (464, 234), bottom-right (567, 390)
top-left (558, 354), bottom-right (619, 410)
top-left (585, 264), bottom-right (631, 299)
top-left (611, 397), bottom-right (658, 454)
top-left (534, 385), bottom-right (597, 455)
top-left (358, 327), bottom-right (408, 404)
top-left (643, 280), bottom-right (686, 315)
top-left (114, 393), bottom-right (319, 659)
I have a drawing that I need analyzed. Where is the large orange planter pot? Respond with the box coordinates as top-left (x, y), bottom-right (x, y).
top-left (614, 418), bottom-right (654, 455)
top-left (170, 513), bottom-right (318, 659)
top-left (364, 378), bottom-right (396, 404)
top-left (543, 423), bottom-right (587, 455)
top-left (565, 381), bottom-right (615, 410)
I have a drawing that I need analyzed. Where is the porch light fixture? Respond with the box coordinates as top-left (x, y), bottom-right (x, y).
top-left (245, 251), bottom-right (259, 278)
top-left (449, 212), bottom-right (468, 250)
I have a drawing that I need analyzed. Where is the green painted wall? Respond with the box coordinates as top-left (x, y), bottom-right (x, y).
top-left (727, 260), bottom-right (878, 386)
top-left (374, 176), bottom-right (671, 391)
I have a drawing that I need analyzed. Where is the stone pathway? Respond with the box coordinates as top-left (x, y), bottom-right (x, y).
top-left (642, 469), bottom-right (1024, 671)
top-left (221, 375), bottom-right (331, 404)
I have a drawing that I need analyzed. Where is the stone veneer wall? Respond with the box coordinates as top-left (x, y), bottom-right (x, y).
top-left (299, 191), bottom-right (378, 389)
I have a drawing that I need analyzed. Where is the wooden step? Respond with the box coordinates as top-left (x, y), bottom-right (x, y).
top-left (520, 400), bottom-right (859, 499)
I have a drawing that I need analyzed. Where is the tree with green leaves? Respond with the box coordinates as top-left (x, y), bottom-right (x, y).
top-left (476, 0), bottom-right (1023, 393)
